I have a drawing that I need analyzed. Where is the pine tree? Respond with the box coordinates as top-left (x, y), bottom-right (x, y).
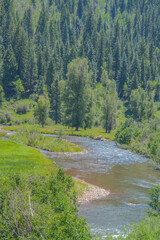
top-left (3, 45), bottom-right (18, 96)
top-left (50, 77), bottom-right (61, 124)
top-left (27, 40), bottom-right (37, 92)
top-left (46, 59), bottom-right (56, 93)
top-left (117, 53), bottom-right (128, 97)
top-left (77, 0), bottom-right (83, 19)
top-left (18, 30), bottom-right (29, 89)
top-left (23, 7), bottom-right (34, 39)
top-left (97, 31), bottom-right (105, 82)
top-left (0, 85), bottom-right (4, 105)
top-left (112, 40), bottom-right (121, 80)
top-left (102, 78), bottom-right (118, 133)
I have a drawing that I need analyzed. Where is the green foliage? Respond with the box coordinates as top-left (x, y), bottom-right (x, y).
top-left (0, 85), bottom-right (4, 106)
top-left (16, 100), bottom-right (30, 114)
top-left (117, 128), bottom-right (132, 145)
top-left (115, 119), bottom-right (133, 144)
top-left (10, 126), bottom-right (83, 152)
top-left (50, 77), bottom-right (61, 124)
top-left (14, 78), bottom-right (24, 100)
top-left (130, 87), bottom-right (155, 121)
top-left (101, 71), bottom-right (118, 133)
top-left (3, 45), bottom-right (18, 96)
top-left (0, 138), bottom-right (91, 239)
top-left (0, 110), bottom-right (11, 124)
top-left (34, 95), bottom-right (49, 127)
top-left (0, 131), bottom-right (6, 137)
top-left (2, 124), bottom-right (116, 141)
top-left (1, 0), bottom-right (160, 134)
top-left (148, 185), bottom-right (160, 216)
top-left (63, 58), bottom-right (93, 131)
top-left (0, 172), bottom-right (92, 239)
top-left (114, 217), bottom-right (160, 240)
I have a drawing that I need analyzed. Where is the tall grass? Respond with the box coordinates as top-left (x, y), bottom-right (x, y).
top-left (3, 124), bottom-right (116, 141)
top-left (10, 125), bottom-right (83, 152)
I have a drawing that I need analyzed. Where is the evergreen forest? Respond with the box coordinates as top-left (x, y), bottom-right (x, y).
top-left (1, 0), bottom-right (159, 130)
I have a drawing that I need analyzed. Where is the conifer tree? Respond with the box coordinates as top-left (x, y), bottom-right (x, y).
top-left (3, 45), bottom-right (18, 96)
top-left (23, 7), bottom-right (34, 39)
top-left (0, 85), bottom-right (4, 105)
top-left (50, 77), bottom-right (61, 124)
top-left (46, 59), bottom-right (56, 93)
top-left (102, 78), bottom-right (118, 133)
top-left (117, 54), bottom-right (128, 97)
top-left (77, 0), bottom-right (83, 19)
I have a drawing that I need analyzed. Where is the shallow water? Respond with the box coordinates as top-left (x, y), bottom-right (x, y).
top-left (2, 129), bottom-right (159, 236)
top-left (40, 135), bottom-right (160, 236)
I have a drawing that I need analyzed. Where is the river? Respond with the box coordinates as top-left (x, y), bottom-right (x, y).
top-left (40, 134), bottom-right (160, 237)
top-left (2, 130), bottom-right (160, 237)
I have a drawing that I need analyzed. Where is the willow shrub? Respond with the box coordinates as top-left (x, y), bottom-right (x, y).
top-left (0, 169), bottom-right (92, 240)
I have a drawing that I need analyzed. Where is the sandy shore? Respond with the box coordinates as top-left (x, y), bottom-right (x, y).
top-left (73, 177), bottom-right (110, 205)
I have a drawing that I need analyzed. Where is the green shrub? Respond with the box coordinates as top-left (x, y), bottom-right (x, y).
top-left (0, 111), bottom-right (11, 124)
top-left (0, 171), bottom-right (92, 240)
top-left (16, 101), bottom-right (30, 114)
top-left (117, 128), bottom-right (132, 144)
top-left (148, 185), bottom-right (160, 216)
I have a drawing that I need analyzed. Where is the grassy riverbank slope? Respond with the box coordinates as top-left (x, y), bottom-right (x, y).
top-left (0, 138), bottom-right (87, 194)
top-left (10, 131), bottom-right (83, 152)
top-left (0, 139), bottom-right (92, 239)
top-left (115, 114), bottom-right (160, 168)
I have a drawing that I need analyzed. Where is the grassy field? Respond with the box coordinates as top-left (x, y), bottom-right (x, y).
top-left (0, 139), bottom-right (88, 194)
top-left (10, 131), bottom-right (83, 152)
top-left (2, 124), bottom-right (116, 141)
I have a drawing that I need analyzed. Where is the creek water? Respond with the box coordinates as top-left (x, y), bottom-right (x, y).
top-left (2, 129), bottom-right (160, 237)
top-left (41, 134), bottom-right (160, 237)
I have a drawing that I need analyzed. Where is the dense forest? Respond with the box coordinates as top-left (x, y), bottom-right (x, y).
top-left (1, 0), bottom-right (159, 130)
top-left (1, 0), bottom-right (160, 239)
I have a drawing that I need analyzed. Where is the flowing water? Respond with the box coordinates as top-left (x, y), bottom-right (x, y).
top-left (2, 130), bottom-right (160, 237)
top-left (41, 134), bottom-right (160, 237)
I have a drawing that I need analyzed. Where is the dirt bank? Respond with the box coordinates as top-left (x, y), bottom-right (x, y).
top-left (74, 177), bottom-right (110, 205)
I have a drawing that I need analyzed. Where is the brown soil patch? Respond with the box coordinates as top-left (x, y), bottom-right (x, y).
top-left (74, 177), bottom-right (110, 205)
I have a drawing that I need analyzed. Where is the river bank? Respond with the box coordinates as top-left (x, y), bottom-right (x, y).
top-left (0, 127), bottom-right (111, 206)
top-left (74, 177), bottom-right (110, 204)
top-left (1, 124), bottom-right (115, 141)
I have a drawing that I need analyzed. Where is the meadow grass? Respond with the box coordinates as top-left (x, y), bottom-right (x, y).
top-left (10, 131), bottom-right (83, 152)
top-left (0, 139), bottom-right (57, 186)
top-left (0, 139), bottom-right (87, 195)
top-left (2, 124), bottom-right (116, 141)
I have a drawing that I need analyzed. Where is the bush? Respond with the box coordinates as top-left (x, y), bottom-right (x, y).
top-left (117, 128), bottom-right (132, 144)
top-left (115, 119), bottom-right (133, 144)
top-left (0, 111), bottom-right (11, 124)
top-left (16, 101), bottom-right (30, 114)
top-left (0, 172), bottom-right (92, 240)
top-left (148, 185), bottom-right (160, 216)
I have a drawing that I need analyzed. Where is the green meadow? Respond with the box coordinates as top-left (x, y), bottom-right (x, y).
top-left (10, 132), bottom-right (83, 152)
top-left (0, 138), bottom-right (87, 194)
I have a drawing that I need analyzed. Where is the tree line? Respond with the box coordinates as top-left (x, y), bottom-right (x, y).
top-left (0, 0), bottom-right (159, 131)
